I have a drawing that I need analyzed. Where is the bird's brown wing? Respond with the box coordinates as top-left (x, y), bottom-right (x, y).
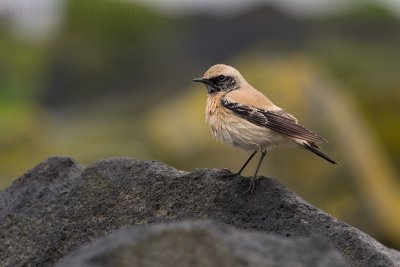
top-left (221, 98), bottom-right (327, 144)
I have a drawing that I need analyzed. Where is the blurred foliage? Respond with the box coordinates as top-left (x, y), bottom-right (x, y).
top-left (0, 0), bottom-right (399, 249)
top-left (45, 0), bottom-right (177, 106)
top-left (331, 1), bottom-right (398, 23)
top-left (0, 32), bottom-right (49, 183)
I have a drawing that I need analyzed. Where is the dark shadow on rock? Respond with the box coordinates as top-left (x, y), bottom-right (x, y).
top-left (0, 157), bottom-right (399, 266)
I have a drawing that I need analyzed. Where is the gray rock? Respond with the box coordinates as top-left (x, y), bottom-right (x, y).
top-left (0, 157), bottom-right (399, 267)
top-left (57, 220), bottom-right (347, 267)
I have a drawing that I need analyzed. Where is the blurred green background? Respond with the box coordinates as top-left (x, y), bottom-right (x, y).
top-left (0, 0), bottom-right (399, 249)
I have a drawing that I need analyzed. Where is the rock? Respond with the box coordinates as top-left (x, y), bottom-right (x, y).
top-left (0, 157), bottom-right (399, 267)
top-left (57, 220), bottom-right (347, 267)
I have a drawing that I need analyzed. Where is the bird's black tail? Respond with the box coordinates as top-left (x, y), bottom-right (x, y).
top-left (304, 144), bottom-right (339, 165)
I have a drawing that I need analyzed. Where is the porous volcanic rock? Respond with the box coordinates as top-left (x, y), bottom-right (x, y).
top-left (0, 157), bottom-right (399, 266)
top-left (57, 221), bottom-right (347, 267)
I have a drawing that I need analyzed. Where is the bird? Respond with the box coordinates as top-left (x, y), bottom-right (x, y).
top-left (193, 64), bottom-right (338, 192)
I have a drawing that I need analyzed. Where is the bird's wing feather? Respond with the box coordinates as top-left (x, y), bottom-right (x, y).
top-left (224, 87), bottom-right (276, 109)
top-left (221, 97), bottom-right (327, 144)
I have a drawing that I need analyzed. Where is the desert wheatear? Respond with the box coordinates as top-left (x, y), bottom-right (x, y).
top-left (193, 64), bottom-right (338, 192)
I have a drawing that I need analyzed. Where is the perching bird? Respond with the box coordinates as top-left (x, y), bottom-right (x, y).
top-left (193, 64), bottom-right (338, 192)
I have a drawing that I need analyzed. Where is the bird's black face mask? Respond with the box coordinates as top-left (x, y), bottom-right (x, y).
top-left (193, 75), bottom-right (238, 94)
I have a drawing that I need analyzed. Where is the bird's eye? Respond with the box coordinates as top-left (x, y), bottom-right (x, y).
top-left (218, 75), bottom-right (226, 81)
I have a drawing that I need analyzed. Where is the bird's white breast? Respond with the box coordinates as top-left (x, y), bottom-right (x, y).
top-left (205, 94), bottom-right (289, 152)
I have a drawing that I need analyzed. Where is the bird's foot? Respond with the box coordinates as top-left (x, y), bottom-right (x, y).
top-left (246, 177), bottom-right (257, 193)
top-left (220, 169), bottom-right (240, 179)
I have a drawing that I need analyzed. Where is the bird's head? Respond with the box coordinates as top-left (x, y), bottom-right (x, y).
top-left (193, 64), bottom-right (243, 94)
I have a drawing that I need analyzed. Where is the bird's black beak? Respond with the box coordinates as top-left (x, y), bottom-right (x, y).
top-left (192, 77), bottom-right (210, 84)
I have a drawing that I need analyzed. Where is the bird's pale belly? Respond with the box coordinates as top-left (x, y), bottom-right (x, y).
top-left (206, 109), bottom-right (288, 152)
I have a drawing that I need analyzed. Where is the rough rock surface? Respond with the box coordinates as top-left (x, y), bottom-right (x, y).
top-left (0, 157), bottom-right (399, 267)
top-left (57, 221), bottom-right (347, 267)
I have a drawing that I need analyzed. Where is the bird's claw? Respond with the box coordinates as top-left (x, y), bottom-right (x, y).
top-left (220, 170), bottom-right (239, 179)
top-left (246, 177), bottom-right (257, 193)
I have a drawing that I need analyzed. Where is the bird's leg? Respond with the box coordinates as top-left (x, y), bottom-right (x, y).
top-left (221, 151), bottom-right (257, 178)
top-left (248, 151), bottom-right (266, 193)
top-left (237, 151), bottom-right (257, 175)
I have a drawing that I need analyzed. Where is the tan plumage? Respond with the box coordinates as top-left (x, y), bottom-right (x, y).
top-left (205, 92), bottom-right (286, 151)
top-left (193, 64), bottom-right (338, 192)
